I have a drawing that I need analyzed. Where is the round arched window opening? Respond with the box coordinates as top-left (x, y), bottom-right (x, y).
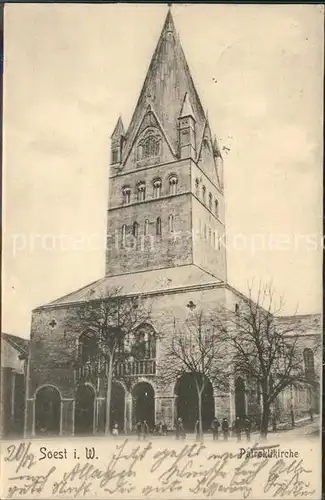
top-left (169, 175), bottom-right (178, 196)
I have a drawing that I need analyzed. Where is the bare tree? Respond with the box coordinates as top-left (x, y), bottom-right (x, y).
top-left (66, 289), bottom-right (151, 434)
top-left (214, 282), bottom-right (310, 439)
top-left (161, 308), bottom-right (228, 440)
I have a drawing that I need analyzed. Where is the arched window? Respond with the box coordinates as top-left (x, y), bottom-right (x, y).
top-left (202, 185), bottom-right (206, 205)
top-left (112, 149), bottom-right (119, 164)
top-left (208, 192), bottom-right (213, 211)
top-left (169, 175), bottom-right (178, 196)
top-left (144, 219), bottom-right (149, 236)
top-left (235, 303), bottom-right (240, 315)
top-left (208, 226), bottom-right (212, 244)
top-left (124, 331), bottom-right (135, 353)
top-left (215, 199), bottom-right (219, 217)
top-left (168, 214), bottom-right (174, 232)
top-left (132, 221), bottom-right (139, 238)
top-left (156, 217), bottom-right (162, 236)
top-left (121, 224), bottom-right (126, 247)
top-left (203, 224), bottom-right (207, 240)
top-left (137, 182), bottom-right (146, 202)
top-left (303, 348), bottom-right (315, 380)
top-left (138, 129), bottom-right (161, 160)
top-left (195, 178), bottom-right (200, 197)
top-left (132, 324), bottom-right (157, 359)
top-left (122, 186), bottom-right (131, 205)
top-left (153, 178), bottom-right (162, 199)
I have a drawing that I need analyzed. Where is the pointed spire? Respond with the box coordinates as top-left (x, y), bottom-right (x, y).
top-left (213, 136), bottom-right (222, 158)
top-left (179, 92), bottom-right (196, 121)
top-left (121, 9), bottom-right (206, 164)
top-left (111, 116), bottom-right (125, 139)
top-left (162, 8), bottom-right (176, 36)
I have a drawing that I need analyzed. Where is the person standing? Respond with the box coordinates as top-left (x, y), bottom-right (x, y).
top-left (112, 422), bottom-right (119, 438)
top-left (176, 417), bottom-right (184, 439)
top-left (244, 417), bottom-right (251, 442)
top-left (136, 421), bottom-right (142, 440)
top-left (211, 417), bottom-right (220, 440)
top-left (222, 418), bottom-right (229, 441)
top-left (235, 416), bottom-right (242, 442)
top-left (142, 420), bottom-right (149, 439)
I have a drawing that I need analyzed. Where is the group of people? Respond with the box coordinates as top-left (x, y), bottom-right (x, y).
top-left (209, 416), bottom-right (252, 441)
top-left (176, 415), bottom-right (251, 441)
top-left (112, 415), bottom-right (252, 441)
top-left (154, 422), bottom-right (168, 435)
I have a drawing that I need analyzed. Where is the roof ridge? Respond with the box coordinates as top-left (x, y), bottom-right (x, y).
top-left (39, 276), bottom-right (107, 309)
top-left (2, 332), bottom-right (29, 354)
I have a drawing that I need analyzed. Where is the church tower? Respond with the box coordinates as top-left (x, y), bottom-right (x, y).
top-left (106, 9), bottom-right (227, 283)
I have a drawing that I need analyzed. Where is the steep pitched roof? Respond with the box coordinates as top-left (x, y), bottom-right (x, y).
top-left (36, 265), bottom-right (222, 309)
top-left (1, 332), bottom-right (29, 356)
top-left (180, 92), bottom-right (195, 120)
top-left (122, 10), bottom-right (206, 163)
top-left (111, 116), bottom-right (125, 139)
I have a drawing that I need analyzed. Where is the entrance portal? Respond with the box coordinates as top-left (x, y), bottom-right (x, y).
top-left (35, 386), bottom-right (61, 436)
top-left (110, 382), bottom-right (125, 433)
top-left (74, 384), bottom-right (95, 435)
top-left (175, 373), bottom-right (214, 432)
top-left (132, 382), bottom-right (154, 430)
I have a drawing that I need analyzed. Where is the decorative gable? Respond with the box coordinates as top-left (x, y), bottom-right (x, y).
top-left (197, 121), bottom-right (221, 189)
top-left (123, 107), bottom-right (175, 170)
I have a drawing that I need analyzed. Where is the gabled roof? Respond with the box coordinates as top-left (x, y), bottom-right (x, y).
top-left (1, 332), bottom-right (29, 356)
top-left (180, 92), bottom-right (195, 120)
top-left (35, 265), bottom-right (222, 309)
top-left (111, 116), bottom-right (125, 139)
top-left (125, 104), bottom-right (176, 160)
top-left (121, 10), bottom-right (206, 163)
top-left (275, 314), bottom-right (322, 336)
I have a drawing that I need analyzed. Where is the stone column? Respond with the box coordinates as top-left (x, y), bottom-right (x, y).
top-left (214, 392), bottom-right (231, 421)
top-left (26, 398), bottom-right (34, 437)
top-left (61, 399), bottom-right (74, 435)
top-left (154, 395), bottom-right (174, 429)
top-left (172, 396), bottom-right (177, 428)
top-left (126, 395), bottom-right (133, 432)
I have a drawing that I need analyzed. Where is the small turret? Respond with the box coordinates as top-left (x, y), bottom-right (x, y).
top-left (110, 116), bottom-right (125, 165)
top-left (178, 92), bottom-right (196, 160)
top-left (213, 136), bottom-right (224, 189)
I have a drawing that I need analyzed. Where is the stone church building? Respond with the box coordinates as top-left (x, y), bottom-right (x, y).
top-left (25, 10), bottom-right (320, 437)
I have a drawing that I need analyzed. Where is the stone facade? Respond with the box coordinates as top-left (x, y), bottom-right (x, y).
top-left (25, 10), bottom-right (320, 437)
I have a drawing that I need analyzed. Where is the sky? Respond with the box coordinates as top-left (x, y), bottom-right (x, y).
top-left (2, 3), bottom-right (324, 338)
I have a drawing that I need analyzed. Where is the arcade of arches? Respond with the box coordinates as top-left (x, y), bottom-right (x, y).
top-left (30, 367), bottom-right (318, 435)
top-left (35, 386), bottom-right (61, 436)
